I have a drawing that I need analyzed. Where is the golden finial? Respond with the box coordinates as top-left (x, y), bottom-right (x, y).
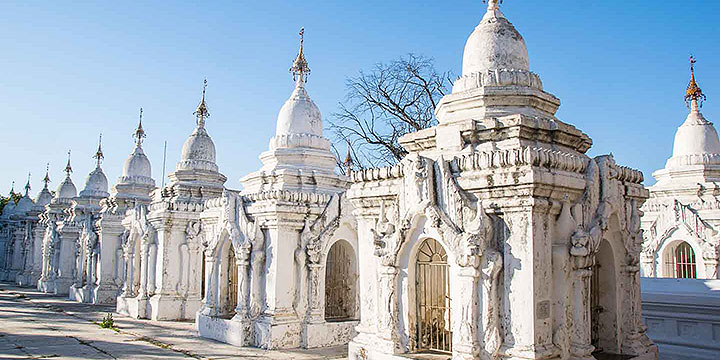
top-left (65, 150), bottom-right (73, 175)
top-left (43, 163), bottom-right (50, 189)
top-left (93, 134), bottom-right (104, 167)
top-left (193, 79), bottom-right (210, 127)
top-left (24, 173), bottom-right (31, 196)
top-left (290, 28), bottom-right (310, 85)
top-left (134, 107), bottom-right (146, 147)
top-left (685, 55), bottom-right (707, 109)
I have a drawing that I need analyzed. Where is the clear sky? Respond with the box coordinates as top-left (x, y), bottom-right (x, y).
top-left (1, 0), bottom-right (719, 196)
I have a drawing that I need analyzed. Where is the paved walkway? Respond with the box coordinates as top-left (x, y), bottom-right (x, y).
top-left (0, 283), bottom-right (346, 360)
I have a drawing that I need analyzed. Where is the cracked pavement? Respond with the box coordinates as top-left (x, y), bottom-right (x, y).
top-left (0, 283), bottom-right (346, 360)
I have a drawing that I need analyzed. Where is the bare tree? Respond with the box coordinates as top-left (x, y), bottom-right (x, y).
top-left (329, 54), bottom-right (451, 169)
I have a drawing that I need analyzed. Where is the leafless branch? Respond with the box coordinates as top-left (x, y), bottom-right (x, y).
top-left (328, 54), bottom-right (451, 169)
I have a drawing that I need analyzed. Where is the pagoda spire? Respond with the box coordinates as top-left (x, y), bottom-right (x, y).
top-left (24, 173), bottom-right (31, 197)
top-left (10, 181), bottom-right (15, 196)
top-left (290, 28), bottom-right (310, 86)
top-left (685, 56), bottom-right (707, 110)
top-left (93, 134), bottom-right (104, 167)
top-left (193, 79), bottom-right (210, 128)
top-left (65, 150), bottom-right (73, 176)
top-left (344, 140), bottom-right (354, 175)
top-left (42, 163), bottom-right (51, 189)
top-left (134, 107), bottom-right (146, 147)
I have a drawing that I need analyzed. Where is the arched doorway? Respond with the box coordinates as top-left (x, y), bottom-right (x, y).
top-left (415, 238), bottom-right (451, 353)
top-left (591, 239), bottom-right (619, 354)
top-left (663, 241), bottom-right (697, 278)
top-left (325, 239), bottom-right (357, 321)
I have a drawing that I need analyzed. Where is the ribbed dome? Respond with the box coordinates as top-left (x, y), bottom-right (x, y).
top-left (14, 195), bottom-right (34, 214)
top-left (671, 108), bottom-right (720, 158)
top-left (56, 176), bottom-right (77, 199)
top-left (276, 85), bottom-right (323, 137)
top-left (123, 147), bottom-right (152, 178)
top-left (35, 188), bottom-right (53, 207)
top-left (79, 166), bottom-right (109, 198)
top-left (462, 6), bottom-right (529, 76)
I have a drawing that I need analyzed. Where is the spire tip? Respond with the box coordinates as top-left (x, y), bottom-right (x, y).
top-left (685, 55), bottom-right (707, 109)
top-left (193, 79), bottom-right (210, 127)
top-left (290, 28), bottom-right (310, 85)
top-left (94, 134), bottom-right (104, 167)
top-left (134, 107), bottom-right (146, 147)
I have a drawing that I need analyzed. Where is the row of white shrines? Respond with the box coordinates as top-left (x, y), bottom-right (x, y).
top-left (0, 3), bottom-right (660, 360)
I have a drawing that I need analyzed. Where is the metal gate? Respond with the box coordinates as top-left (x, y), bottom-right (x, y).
top-left (227, 247), bottom-right (238, 314)
top-left (416, 238), bottom-right (451, 353)
top-left (663, 242), bottom-right (697, 278)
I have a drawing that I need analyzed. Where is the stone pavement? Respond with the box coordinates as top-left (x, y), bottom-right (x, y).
top-left (0, 283), bottom-right (346, 360)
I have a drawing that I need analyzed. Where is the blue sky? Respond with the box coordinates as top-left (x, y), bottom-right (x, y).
top-left (1, 0), bottom-right (719, 195)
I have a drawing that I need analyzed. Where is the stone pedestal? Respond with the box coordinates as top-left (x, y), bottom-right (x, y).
top-left (196, 313), bottom-right (250, 346)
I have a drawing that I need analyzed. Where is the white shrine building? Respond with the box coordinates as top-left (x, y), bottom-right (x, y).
top-left (0, 176), bottom-right (50, 287)
top-left (117, 81), bottom-right (227, 320)
top-left (641, 59), bottom-right (720, 280)
top-left (37, 153), bottom-right (79, 294)
top-left (70, 113), bottom-right (157, 305)
top-left (344, 2), bottom-right (656, 359)
top-left (195, 29), bottom-right (357, 349)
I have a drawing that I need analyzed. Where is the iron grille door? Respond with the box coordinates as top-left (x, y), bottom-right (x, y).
top-left (416, 238), bottom-right (452, 353)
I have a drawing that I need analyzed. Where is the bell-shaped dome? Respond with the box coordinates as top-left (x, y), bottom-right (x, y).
top-left (123, 147), bottom-right (152, 178)
top-left (35, 188), bottom-right (53, 207)
top-left (177, 126), bottom-right (218, 172)
top-left (462, 4), bottom-right (529, 76)
top-left (14, 195), bottom-right (34, 214)
top-left (2, 200), bottom-right (16, 218)
top-left (181, 127), bottom-right (216, 164)
top-left (79, 166), bottom-right (109, 198)
top-left (56, 175), bottom-right (77, 199)
top-left (672, 108), bottom-right (720, 158)
top-left (276, 85), bottom-right (323, 137)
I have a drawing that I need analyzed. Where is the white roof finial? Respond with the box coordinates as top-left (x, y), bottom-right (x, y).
top-left (485, 0), bottom-right (502, 11)
top-left (482, 0), bottom-right (504, 19)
